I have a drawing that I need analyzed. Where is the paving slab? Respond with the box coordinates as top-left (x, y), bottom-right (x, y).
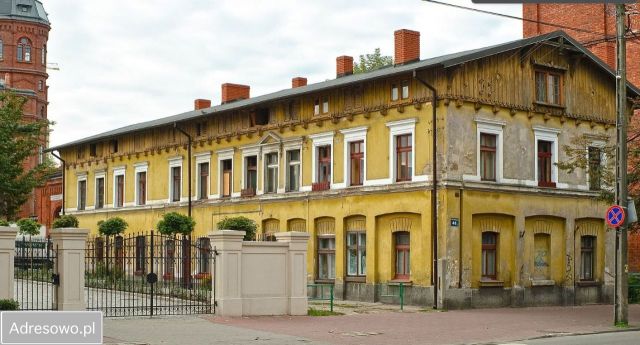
top-left (205, 304), bottom-right (640, 345)
top-left (103, 315), bottom-right (328, 345)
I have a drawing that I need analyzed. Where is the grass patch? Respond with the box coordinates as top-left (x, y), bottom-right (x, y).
top-left (308, 308), bottom-right (343, 316)
top-left (615, 322), bottom-right (629, 328)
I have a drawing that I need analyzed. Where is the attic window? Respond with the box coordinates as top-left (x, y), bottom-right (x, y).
top-left (110, 140), bottom-right (119, 154)
top-left (89, 144), bottom-right (97, 157)
top-left (534, 70), bottom-right (563, 106)
top-left (253, 108), bottom-right (269, 126)
top-left (18, 5), bottom-right (30, 12)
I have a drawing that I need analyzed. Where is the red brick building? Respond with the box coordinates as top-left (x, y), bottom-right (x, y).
top-left (524, 3), bottom-right (640, 271)
top-left (0, 0), bottom-right (61, 232)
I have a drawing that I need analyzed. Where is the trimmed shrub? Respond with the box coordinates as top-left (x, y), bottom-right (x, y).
top-left (16, 218), bottom-right (40, 236)
top-left (97, 217), bottom-right (128, 236)
top-left (52, 214), bottom-right (79, 229)
top-left (217, 216), bottom-right (257, 241)
top-left (0, 299), bottom-right (19, 310)
top-left (0, 219), bottom-right (9, 226)
top-left (157, 212), bottom-right (195, 235)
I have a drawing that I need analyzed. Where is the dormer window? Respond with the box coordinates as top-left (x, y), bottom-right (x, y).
top-left (535, 70), bottom-right (562, 106)
top-left (17, 37), bottom-right (31, 62)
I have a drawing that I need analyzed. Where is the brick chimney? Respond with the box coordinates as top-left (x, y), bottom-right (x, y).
top-left (292, 77), bottom-right (307, 88)
top-left (221, 83), bottom-right (250, 104)
top-left (194, 99), bottom-right (211, 110)
top-left (336, 56), bottom-right (354, 78)
top-left (394, 29), bottom-right (420, 65)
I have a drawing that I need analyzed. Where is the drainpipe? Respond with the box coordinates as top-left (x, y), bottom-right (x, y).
top-left (174, 123), bottom-right (192, 219)
top-left (50, 151), bottom-right (65, 216)
top-left (413, 69), bottom-right (438, 309)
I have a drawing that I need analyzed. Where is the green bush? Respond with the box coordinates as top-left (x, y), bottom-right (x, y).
top-left (0, 299), bottom-right (19, 310)
top-left (97, 217), bottom-right (128, 236)
top-left (52, 214), bottom-right (79, 228)
top-left (157, 212), bottom-right (195, 235)
top-left (630, 274), bottom-right (640, 304)
top-left (0, 219), bottom-right (9, 226)
top-left (16, 218), bottom-right (40, 236)
top-left (217, 216), bottom-right (257, 241)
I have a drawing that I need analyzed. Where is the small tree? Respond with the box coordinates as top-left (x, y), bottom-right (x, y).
top-left (97, 217), bottom-right (128, 236)
top-left (16, 218), bottom-right (40, 236)
top-left (157, 212), bottom-right (195, 236)
top-left (217, 216), bottom-right (257, 241)
top-left (0, 91), bottom-right (54, 220)
top-left (353, 48), bottom-right (393, 74)
top-left (52, 214), bottom-right (79, 229)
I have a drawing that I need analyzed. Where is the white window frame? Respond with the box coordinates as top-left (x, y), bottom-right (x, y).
top-left (283, 139), bottom-right (303, 193)
top-left (533, 126), bottom-right (561, 187)
top-left (94, 170), bottom-right (106, 210)
top-left (586, 140), bottom-right (607, 191)
top-left (386, 118), bottom-right (417, 183)
top-left (134, 162), bottom-right (148, 206)
top-left (463, 118), bottom-right (506, 183)
top-left (285, 148), bottom-right (302, 192)
top-left (340, 126), bottom-right (368, 187)
top-left (262, 147), bottom-right (280, 194)
top-left (195, 152), bottom-right (212, 199)
top-left (309, 131), bottom-right (334, 186)
top-left (241, 145), bottom-right (260, 194)
top-left (76, 173), bottom-right (87, 211)
top-left (168, 156), bottom-right (183, 203)
top-left (216, 148), bottom-right (235, 198)
top-left (112, 166), bottom-right (126, 208)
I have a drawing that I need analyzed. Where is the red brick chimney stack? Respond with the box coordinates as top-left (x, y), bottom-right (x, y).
top-left (221, 83), bottom-right (250, 104)
top-left (292, 77), bottom-right (307, 88)
top-left (394, 29), bottom-right (420, 65)
top-left (336, 56), bottom-right (354, 78)
top-left (194, 99), bottom-right (211, 110)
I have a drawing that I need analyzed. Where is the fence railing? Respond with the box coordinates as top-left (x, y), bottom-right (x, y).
top-left (380, 282), bottom-right (405, 311)
top-left (307, 283), bottom-right (334, 312)
top-left (13, 236), bottom-right (58, 311)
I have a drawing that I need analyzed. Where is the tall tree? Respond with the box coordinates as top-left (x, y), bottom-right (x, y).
top-left (0, 91), bottom-right (53, 220)
top-left (353, 48), bottom-right (393, 74)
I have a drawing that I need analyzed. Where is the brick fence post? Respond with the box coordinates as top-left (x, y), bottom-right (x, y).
top-left (209, 230), bottom-right (245, 316)
top-left (50, 228), bottom-right (89, 311)
top-left (0, 226), bottom-right (18, 300)
top-left (275, 231), bottom-right (310, 315)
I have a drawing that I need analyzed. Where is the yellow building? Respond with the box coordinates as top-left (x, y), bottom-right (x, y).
top-left (49, 30), bottom-right (639, 308)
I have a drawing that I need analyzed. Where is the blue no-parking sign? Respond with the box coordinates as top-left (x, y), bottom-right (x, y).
top-left (606, 205), bottom-right (626, 228)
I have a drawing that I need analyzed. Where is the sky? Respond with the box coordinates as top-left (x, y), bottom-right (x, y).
top-left (44, 0), bottom-right (521, 147)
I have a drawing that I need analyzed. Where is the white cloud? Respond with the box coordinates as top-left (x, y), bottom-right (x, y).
top-left (45, 0), bottom-right (521, 147)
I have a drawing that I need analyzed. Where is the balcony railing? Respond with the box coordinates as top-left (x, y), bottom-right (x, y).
top-left (312, 181), bottom-right (330, 192)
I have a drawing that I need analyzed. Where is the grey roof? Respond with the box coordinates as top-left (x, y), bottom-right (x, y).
top-left (48, 30), bottom-right (640, 152)
top-left (0, 0), bottom-right (49, 25)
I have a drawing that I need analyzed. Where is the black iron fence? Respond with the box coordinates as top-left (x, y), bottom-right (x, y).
top-left (13, 236), bottom-right (58, 310)
top-left (630, 273), bottom-right (640, 304)
top-left (85, 231), bottom-right (214, 317)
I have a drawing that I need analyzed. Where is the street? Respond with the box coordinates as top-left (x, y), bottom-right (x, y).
top-left (503, 330), bottom-right (640, 345)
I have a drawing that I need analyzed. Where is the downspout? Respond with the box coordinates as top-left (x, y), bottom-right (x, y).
top-left (50, 151), bottom-right (65, 216)
top-left (413, 69), bottom-right (438, 309)
top-left (174, 123), bottom-right (192, 219)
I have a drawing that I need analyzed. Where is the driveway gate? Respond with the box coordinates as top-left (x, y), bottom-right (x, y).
top-left (85, 232), bottom-right (214, 317)
top-left (14, 236), bottom-right (59, 310)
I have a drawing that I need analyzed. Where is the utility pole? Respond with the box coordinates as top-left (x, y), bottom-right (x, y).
top-left (614, 3), bottom-right (629, 327)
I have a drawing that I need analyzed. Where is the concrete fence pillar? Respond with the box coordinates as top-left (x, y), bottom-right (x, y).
top-left (275, 231), bottom-right (310, 315)
top-left (0, 226), bottom-right (18, 300)
top-left (50, 228), bottom-right (89, 311)
top-left (209, 230), bottom-right (245, 317)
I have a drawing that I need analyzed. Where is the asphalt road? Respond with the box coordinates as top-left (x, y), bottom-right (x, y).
top-left (502, 330), bottom-right (640, 345)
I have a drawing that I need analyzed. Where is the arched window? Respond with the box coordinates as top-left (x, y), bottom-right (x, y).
top-left (41, 44), bottom-right (46, 64)
top-left (17, 37), bottom-right (31, 62)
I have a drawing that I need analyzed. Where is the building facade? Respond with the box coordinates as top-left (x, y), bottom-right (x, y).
top-left (0, 0), bottom-right (61, 228)
top-left (523, 3), bottom-right (640, 272)
top-left (51, 30), bottom-right (638, 308)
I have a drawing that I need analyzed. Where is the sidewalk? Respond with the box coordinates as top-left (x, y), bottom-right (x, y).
top-left (205, 303), bottom-right (640, 345)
